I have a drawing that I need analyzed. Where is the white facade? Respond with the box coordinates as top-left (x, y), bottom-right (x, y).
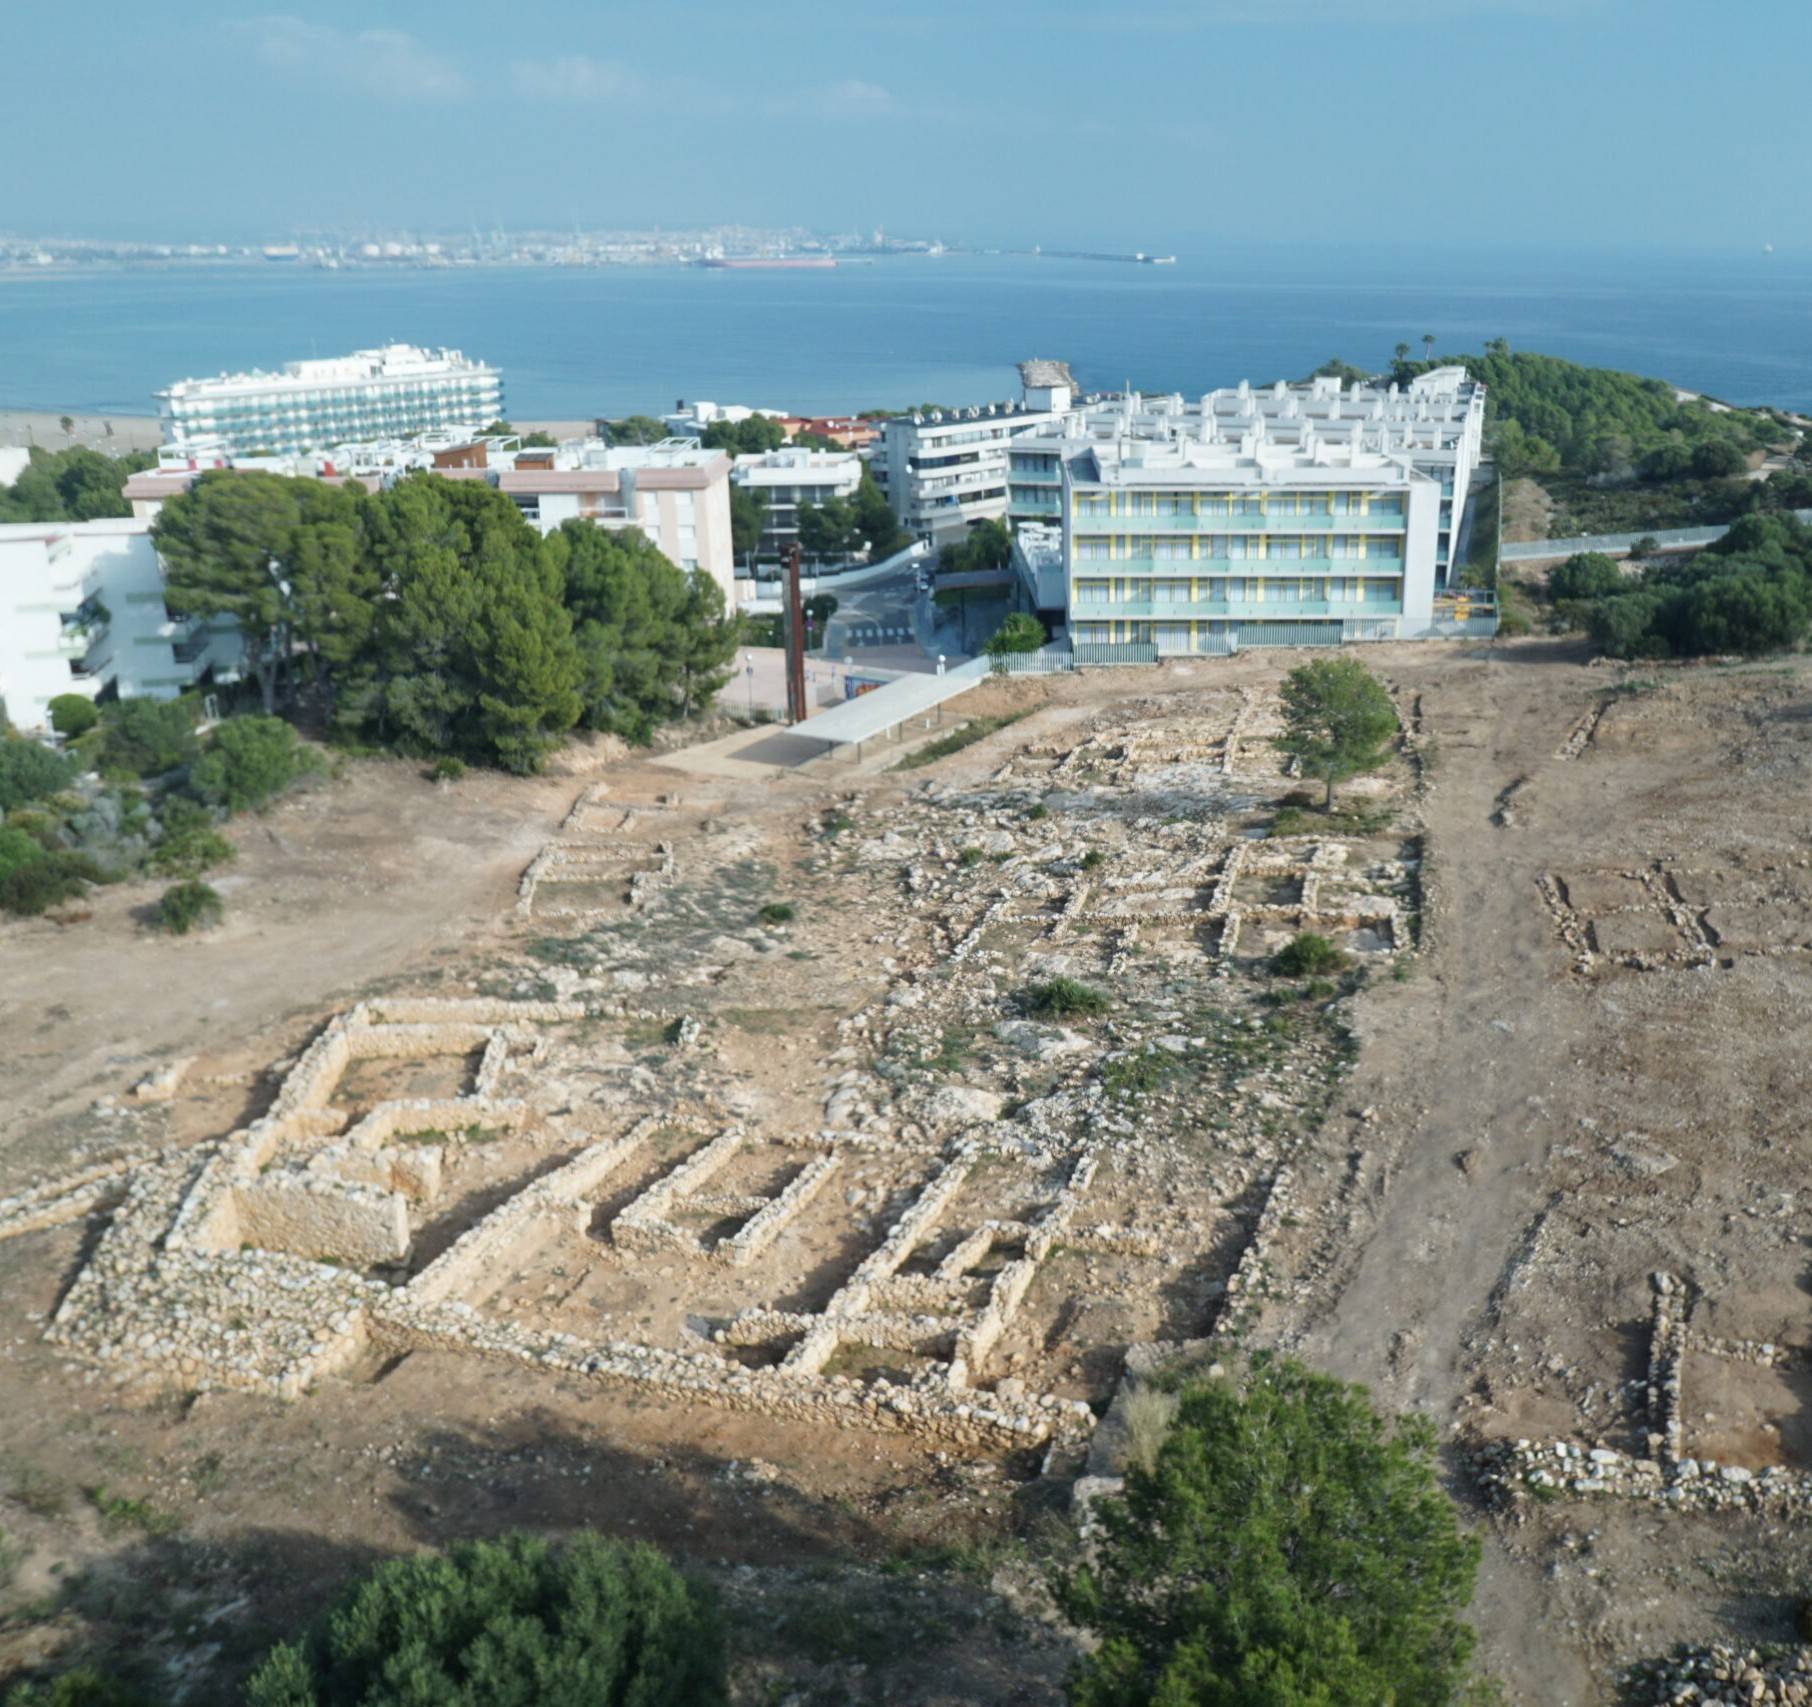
top-left (1009, 369), bottom-right (1485, 588)
top-left (0, 519), bottom-right (240, 732)
top-left (157, 345), bottom-right (503, 456)
top-left (730, 447), bottom-right (863, 564)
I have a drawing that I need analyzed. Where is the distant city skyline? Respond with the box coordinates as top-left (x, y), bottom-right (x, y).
top-left (8, 0), bottom-right (1809, 254)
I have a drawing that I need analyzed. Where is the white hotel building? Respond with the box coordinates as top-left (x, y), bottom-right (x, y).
top-left (0, 520), bottom-right (241, 733)
top-left (157, 345), bottom-right (503, 457)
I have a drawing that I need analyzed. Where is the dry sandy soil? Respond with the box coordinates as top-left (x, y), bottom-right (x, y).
top-left (3, 642), bottom-right (1812, 1703)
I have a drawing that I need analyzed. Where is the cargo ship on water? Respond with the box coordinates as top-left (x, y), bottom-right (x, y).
top-left (698, 255), bottom-right (837, 270)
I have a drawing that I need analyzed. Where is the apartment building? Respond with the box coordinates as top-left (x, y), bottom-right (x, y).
top-left (870, 359), bottom-right (1079, 545)
top-left (1017, 379), bottom-right (1479, 651)
top-left (730, 447), bottom-right (863, 565)
top-left (156, 345), bottom-right (503, 456)
top-left (1009, 369), bottom-right (1485, 589)
top-left (0, 519), bottom-right (240, 732)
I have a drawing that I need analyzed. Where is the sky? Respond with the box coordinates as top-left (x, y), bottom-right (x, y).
top-left (9, 0), bottom-right (1810, 252)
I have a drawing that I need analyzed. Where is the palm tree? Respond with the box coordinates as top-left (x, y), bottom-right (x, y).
top-left (1394, 342), bottom-right (1410, 364)
top-left (1421, 333), bottom-right (1436, 360)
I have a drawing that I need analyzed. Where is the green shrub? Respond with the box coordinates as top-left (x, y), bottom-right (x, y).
top-left (957, 846), bottom-right (984, 867)
top-left (189, 715), bottom-right (316, 812)
top-left (98, 699), bottom-right (199, 778)
top-left (1, 1665), bottom-right (156, 1706)
top-left (757, 902), bottom-right (794, 925)
top-left (0, 737), bottom-right (76, 812)
top-left (0, 852), bottom-right (102, 916)
top-left (154, 880), bottom-right (222, 935)
top-left (1061, 1357), bottom-right (1482, 1707)
top-left (46, 695), bottom-right (100, 739)
top-left (1548, 552), bottom-right (1624, 602)
top-left (984, 612), bottom-right (1046, 657)
top-left (242, 1532), bottom-right (725, 1707)
top-left (1080, 848), bottom-right (1105, 871)
top-left (1270, 933), bottom-right (1349, 977)
top-left (147, 825), bottom-right (235, 878)
top-left (0, 825), bottom-right (49, 883)
top-left (1021, 976), bottom-right (1109, 1019)
top-left (429, 755), bottom-right (467, 782)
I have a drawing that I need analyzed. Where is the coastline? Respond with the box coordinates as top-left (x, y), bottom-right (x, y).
top-left (0, 409), bottom-right (162, 453)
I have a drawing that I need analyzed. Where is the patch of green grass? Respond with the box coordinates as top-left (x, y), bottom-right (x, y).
top-left (85, 1486), bottom-right (178, 1538)
top-left (1020, 976), bottom-right (1109, 1020)
top-left (2, 1458), bottom-right (68, 1518)
top-left (1024, 802), bottom-right (1050, 820)
top-left (819, 811), bottom-right (854, 838)
top-left (957, 846), bottom-right (984, 867)
top-left (1102, 1048), bottom-right (1178, 1099)
top-left (1269, 802), bottom-right (1395, 839)
top-left (891, 710), bottom-right (1030, 772)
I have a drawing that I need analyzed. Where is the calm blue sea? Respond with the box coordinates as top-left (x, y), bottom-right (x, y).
top-left (3, 246), bottom-right (1809, 420)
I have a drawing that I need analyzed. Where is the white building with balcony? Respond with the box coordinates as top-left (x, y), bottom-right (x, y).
top-left (730, 447), bottom-right (863, 566)
top-left (1009, 369), bottom-right (1485, 591)
top-left (870, 360), bottom-right (1079, 545)
top-left (0, 519), bottom-right (240, 732)
top-left (1031, 379), bottom-right (1485, 652)
top-left (156, 345), bottom-right (503, 456)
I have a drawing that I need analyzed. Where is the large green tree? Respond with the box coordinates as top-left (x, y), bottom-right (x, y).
top-left (0, 445), bottom-right (154, 523)
top-left (729, 486), bottom-right (767, 564)
top-left (552, 520), bottom-right (736, 741)
top-left (1275, 657), bottom-right (1399, 808)
top-left (153, 470), bottom-right (310, 713)
top-left (1063, 1359), bottom-right (1482, 1707)
top-left (351, 476), bottom-right (581, 772)
top-left (243, 1532), bottom-right (725, 1707)
top-left (851, 470), bottom-right (908, 560)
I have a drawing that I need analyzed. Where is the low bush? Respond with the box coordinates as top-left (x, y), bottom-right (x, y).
top-left (0, 851), bottom-right (103, 917)
top-left (0, 737), bottom-right (76, 813)
top-left (1270, 933), bottom-right (1350, 977)
top-left (147, 825), bottom-right (235, 878)
top-left (154, 880), bottom-right (222, 935)
top-left (46, 695), bottom-right (99, 739)
top-left (1021, 976), bottom-right (1109, 1019)
top-left (0, 825), bottom-right (49, 883)
top-left (243, 1531), bottom-right (726, 1707)
top-left (98, 699), bottom-right (199, 779)
top-left (189, 715), bottom-right (318, 812)
top-left (429, 755), bottom-right (467, 782)
top-left (1, 1665), bottom-right (156, 1706)
top-left (757, 902), bottom-right (795, 925)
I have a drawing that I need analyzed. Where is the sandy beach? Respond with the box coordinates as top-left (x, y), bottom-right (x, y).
top-left (0, 408), bottom-right (163, 453)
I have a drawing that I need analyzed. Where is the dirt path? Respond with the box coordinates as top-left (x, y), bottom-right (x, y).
top-left (1291, 646), bottom-right (1604, 1702)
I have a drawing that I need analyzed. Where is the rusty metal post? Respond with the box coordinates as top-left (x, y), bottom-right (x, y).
top-left (782, 542), bottom-right (808, 724)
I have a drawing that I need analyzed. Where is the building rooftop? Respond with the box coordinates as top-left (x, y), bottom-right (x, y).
top-left (158, 345), bottom-right (498, 401)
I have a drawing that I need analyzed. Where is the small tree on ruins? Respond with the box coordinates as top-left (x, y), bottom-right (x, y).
top-left (1274, 657), bottom-right (1399, 810)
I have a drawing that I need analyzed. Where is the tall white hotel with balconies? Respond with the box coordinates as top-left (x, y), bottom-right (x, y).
top-left (157, 344), bottom-right (503, 457)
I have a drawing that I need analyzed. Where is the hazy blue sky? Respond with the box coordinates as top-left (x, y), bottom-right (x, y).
top-left (11, 0), bottom-right (1807, 250)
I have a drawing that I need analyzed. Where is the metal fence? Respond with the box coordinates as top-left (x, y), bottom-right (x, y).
top-left (988, 647), bottom-right (1078, 676)
top-left (1229, 622), bottom-right (1343, 649)
top-left (1070, 641), bottom-right (1161, 667)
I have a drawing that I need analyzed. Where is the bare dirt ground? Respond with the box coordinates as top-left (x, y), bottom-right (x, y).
top-left (0, 756), bottom-right (572, 1171)
top-left (4, 645), bottom-right (1812, 1703)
